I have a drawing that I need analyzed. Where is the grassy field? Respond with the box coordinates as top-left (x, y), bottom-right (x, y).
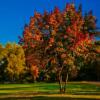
top-left (0, 82), bottom-right (100, 100)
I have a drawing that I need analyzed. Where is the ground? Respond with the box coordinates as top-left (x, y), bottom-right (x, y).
top-left (0, 82), bottom-right (100, 100)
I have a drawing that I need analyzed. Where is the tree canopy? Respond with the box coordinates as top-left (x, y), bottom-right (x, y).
top-left (0, 43), bottom-right (26, 82)
top-left (19, 3), bottom-right (97, 93)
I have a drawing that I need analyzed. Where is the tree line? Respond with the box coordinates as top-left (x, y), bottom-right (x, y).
top-left (0, 41), bottom-right (99, 83)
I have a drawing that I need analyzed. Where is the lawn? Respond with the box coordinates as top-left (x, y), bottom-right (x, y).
top-left (0, 82), bottom-right (100, 100)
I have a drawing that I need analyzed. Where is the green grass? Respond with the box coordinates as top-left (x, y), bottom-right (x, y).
top-left (0, 82), bottom-right (100, 95)
top-left (0, 82), bottom-right (100, 99)
top-left (0, 83), bottom-right (58, 94)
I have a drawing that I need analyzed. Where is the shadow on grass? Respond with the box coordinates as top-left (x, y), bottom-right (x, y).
top-left (0, 87), bottom-right (31, 90)
top-left (70, 91), bottom-right (100, 95)
top-left (31, 96), bottom-right (99, 100)
top-left (0, 96), bottom-right (98, 100)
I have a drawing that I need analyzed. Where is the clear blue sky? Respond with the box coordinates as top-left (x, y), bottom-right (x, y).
top-left (0, 0), bottom-right (100, 44)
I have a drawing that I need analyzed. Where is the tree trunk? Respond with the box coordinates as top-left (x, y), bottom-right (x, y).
top-left (58, 72), bottom-right (63, 93)
top-left (58, 67), bottom-right (69, 94)
top-left (63, 72), bottom-right (69, 93)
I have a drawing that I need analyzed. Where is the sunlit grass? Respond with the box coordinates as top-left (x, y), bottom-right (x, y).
top-left (0, 82), bottom-right (100, 96)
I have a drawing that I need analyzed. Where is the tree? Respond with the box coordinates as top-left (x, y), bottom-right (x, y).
top-left (0, 43), bottom-right (8, 82)
top-left (5, 43), bottom-right (26, 82)
top-left (19, 3), bottom-right (96, 93)
top-left (77, 41), bottom-right (100, 81)
top-left (0, 43), bottom-right (26, 82)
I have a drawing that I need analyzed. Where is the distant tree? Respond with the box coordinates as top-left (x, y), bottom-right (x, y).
top-left (0, 44), bottom-right (3, 60)
top-left (0, 44), bottom-right (8, 82)
top-left (5, 43), bottom-right (26, 82)
top-left (19, 3), bottom-right (96, 93)
top-left (0, 43), bottom-right (26, 82)
top-left (77, 40), bottom-right (100, 81)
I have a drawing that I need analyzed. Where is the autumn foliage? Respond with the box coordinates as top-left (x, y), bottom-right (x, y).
top-left (19, 3), bottom-right (96, 92)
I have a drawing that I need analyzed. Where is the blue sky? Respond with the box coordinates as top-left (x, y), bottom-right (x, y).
top-left (0, 0), bottom-right (100, 44)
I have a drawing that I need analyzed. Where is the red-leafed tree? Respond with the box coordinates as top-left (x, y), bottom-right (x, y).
top-left (19, 3), bottom-right (96, 93)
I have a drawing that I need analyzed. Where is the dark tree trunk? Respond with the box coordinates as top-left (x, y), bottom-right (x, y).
top-left (58, 67), bottom-right (69, 94)
top-left (58, 71), bottom-right (63, 93)
top-left (63, 72), bottom-right (69, 93)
